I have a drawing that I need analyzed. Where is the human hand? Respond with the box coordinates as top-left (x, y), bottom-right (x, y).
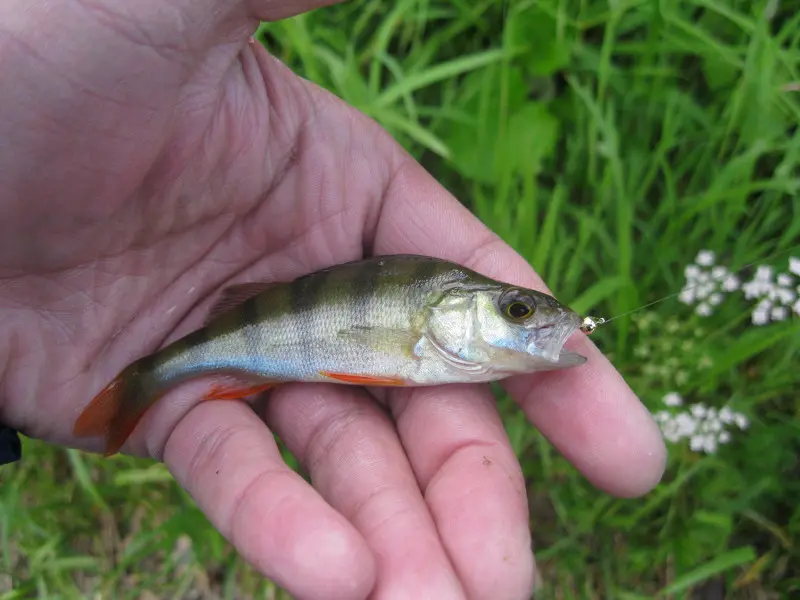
top-left (0, 1), bottom-right (666, 598)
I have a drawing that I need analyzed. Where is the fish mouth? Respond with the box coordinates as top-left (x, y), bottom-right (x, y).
top-left (533, 312), bottom-right (587, 366)
top-left (553, 348), bottom-right (587, 367)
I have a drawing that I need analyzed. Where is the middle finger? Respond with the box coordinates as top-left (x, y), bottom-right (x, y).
top-left (388, 383), bottom-right (537, 600)
top-left (265, 382), bottom-right (467, 599)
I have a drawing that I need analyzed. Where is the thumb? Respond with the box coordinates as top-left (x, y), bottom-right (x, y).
top-left (243, 0), bottom-right (346, 23)
top-left (160, 0), bottom-right (349, 50)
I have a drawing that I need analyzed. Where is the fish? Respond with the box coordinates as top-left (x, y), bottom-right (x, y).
top-left (73, 254), bottom-right (588, 456)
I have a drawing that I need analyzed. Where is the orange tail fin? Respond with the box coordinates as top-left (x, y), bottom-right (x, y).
top-left (74, 365), bottom-right (156, 457)
top-left (75, 367), bottom-right (280, 456)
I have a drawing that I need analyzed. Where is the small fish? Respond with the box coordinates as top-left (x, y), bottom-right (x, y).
top-left (74, 255), bottom-right (587, 455)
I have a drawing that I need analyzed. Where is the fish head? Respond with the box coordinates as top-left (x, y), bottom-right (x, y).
top-left (424, 281), bottom-right (587, 377)
top-left (473, 285), bottom-right (587, 371)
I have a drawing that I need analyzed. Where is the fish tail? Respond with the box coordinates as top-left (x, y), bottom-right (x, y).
top-left (73, 361), bottom-right (161, 457)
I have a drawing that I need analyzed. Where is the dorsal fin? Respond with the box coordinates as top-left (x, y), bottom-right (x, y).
top-left (205, 281), bottom-right (277, 324)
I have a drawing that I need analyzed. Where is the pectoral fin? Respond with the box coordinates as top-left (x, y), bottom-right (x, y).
top-left (336, 326), bottom-right (420, 358)
top-left (204, 378), bottom-right (280, 401)
top-left (320, 372), bottom-right (408, 386)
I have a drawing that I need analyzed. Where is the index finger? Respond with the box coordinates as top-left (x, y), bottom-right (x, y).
top-left (372, 158), bottom-right (666, 497)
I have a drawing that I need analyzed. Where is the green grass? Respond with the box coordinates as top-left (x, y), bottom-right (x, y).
top-left (3, 0), bottom-right (800, 597)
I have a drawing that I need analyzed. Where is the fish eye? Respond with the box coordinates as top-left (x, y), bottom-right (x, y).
top-left (498, 289), bottom-right (538, 321)
top-left (505, 300), bottom-right (534, 320)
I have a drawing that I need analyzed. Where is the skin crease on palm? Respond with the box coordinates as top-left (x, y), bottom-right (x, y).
top-left (0, 1), bottom-right (667, 599)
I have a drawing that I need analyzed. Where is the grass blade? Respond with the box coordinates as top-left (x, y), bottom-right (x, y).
top-left (66, 449), bottom-right (110, 513)
top-left (658, 547), bottom-right (757, 596)
top-left (567, 276), bottom-right (626, 316)
top-left (375, 49), bottom-right (511, 107)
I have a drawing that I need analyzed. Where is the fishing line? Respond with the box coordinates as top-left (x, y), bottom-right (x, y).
top-left (580, 243), bottom-right (800, 335)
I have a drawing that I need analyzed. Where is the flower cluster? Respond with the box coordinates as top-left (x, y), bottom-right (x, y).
top-left (631, 311), bottom-right (712, 389)
top-left (678, 250), bottom-right (741, 316)
top-left (742, 261), bottom-right (800, 325)
top-left (653, 392), bottom-right (750, 455)
top-left (678, 251), bottom-right (800, 325)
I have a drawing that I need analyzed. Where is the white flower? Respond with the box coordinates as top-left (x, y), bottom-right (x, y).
top-left (771, 305), bottom-right (789, 321)
top-left (696, 250), bottom-right (715, 266)
top-left (722, 275), bottom-right (740, 291)
top-left (655, 399), bottom-right (749, 455)
top-left (743, 280), bottom-right (768, 299)
top-left (663, 427), bottom-right (682, 443)
top-left (654, 410), bottom-right (671, 423)
top-left (745, 271), bottom-right (799, 322)
top-left (675, 412), bottom-right (697, 437)
top-left (677, 255), bottom-right (743, 310)
top-left (697, 282), bottom-right (714, 298)
top-left (696, 302), bottom-right (712, 317)
top-left (711, 266), bottom-right (728, 279)
top-left (688, 432), bottom-right (719, 454)
top-left (789, 257), bottom-right (800, 276)
top-left (755, 265), bottom-right (773, 281)
top-left (777, 287), bottom-right (796, 305)
top-left (685, 265), bottom-right (701, 280)
top-left (794, 298), bottom-right (800, 316)
top-left (751, 297), bottom-right (771, 324)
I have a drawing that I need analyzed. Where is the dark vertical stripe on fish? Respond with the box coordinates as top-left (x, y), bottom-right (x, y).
top-left (183, 311), bottom-right (216, 375)
top-left (136, 352), bottom-right (159, 378)
top-left (290, 268), bottom-right (331, 368)
top-left (190, 324), bottom-right (211, 347)
top-left (349, 259), bottom-right (380, 328)
top-left (186, 322), bottom-right (212, 362)
top-left (133, 350), bottom-right (160, 396)
top-left (409, 256), bottom-right (442, 299)
top-left (239, 295), bottom-right (261, 372)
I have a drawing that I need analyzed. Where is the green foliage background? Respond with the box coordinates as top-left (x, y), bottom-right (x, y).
top-left (2, 1), bottom-right (799, 598)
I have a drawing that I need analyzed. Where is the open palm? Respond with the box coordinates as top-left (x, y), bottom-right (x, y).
top-left (0, 2), bottom-right (666, 598)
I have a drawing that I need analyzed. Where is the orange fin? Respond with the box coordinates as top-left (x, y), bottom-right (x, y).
top-left (73, 366), bottom-right (155, 457)
top-left (206, 282), bottom-right (279, 324)
top-left (204, 379), bottom-right (279, 400)
top-left (320, 371), bottom-right (407, 386)
top-left (73, 376), bottom-right (126, 438)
